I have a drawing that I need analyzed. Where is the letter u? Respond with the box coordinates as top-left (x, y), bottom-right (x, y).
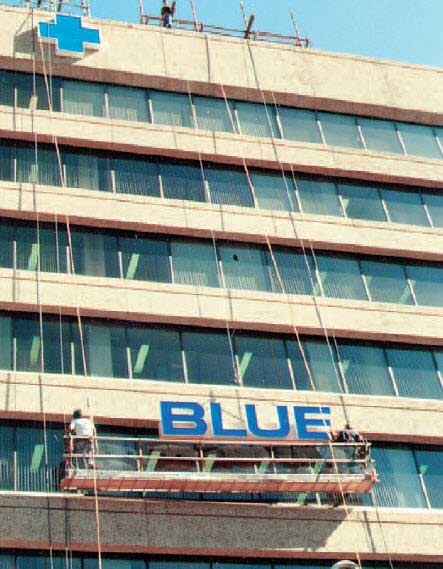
top-left (245, 404), bottom-right (290, 439)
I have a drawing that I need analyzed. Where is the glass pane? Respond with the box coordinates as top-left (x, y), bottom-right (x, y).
top-left (0, 70), bottom-right (14, 106)
top-left (64, 150), bottom-right (111, 192)
top-left (318, 112), bottom-right (363, 149)
top-left (171, 241), bottom-right (219, 288)
top-left (107, 85), bottom-right (149, 122)
top-left (397, 122), bottom-right (442, 159)
top-left (205, 165), bottom-right (253, 208)
top-left (278, 107), bottom-right (321, 143)
top-left (235, 101), bottom-right (279, 138)
top-left (235, 335), bottom-right (293, 389)
top-left (194, 96), bottom-right (234, 133)
top-left (128, 327), bottom-right (184, 382)
top-left (14, 223), bottom-right (67, 274)
top-left (0, 141), bottom-right (14, 181)
top-left (113, 157), bottom-right (160, 198)
top-left (16, 426), bottom-right (63, 492)
top-left (371, 446), bottom-right (426, 508)
top-left (160, 162), bottom-right (206, 202)
top-left (150, 90), bottom-right (193, 128)
top-left (0, 316), bottom-right (12, 371)
top-left (16, 145), bottom-right (61, 187)
top-left (183, 330), bottom-right (235, 385)
top-left (422, 192), bottom-right (443, 228)
top-left (120, 236), bottom-right (170, 283)
top-left (18, 556), bottom-right (81, 569)
top-left (0, 426), bottom-right (14, 490)
top-left (386, 347), bottom-right (442, 399)
top-left (338, 183), bottom-right (387, 222)
top-left (250, 171), bottom-right (297, 212)
top-left (358, 117), bottom-right (403, 154)
top-left (0, 221), bottom-right (13, 268)
top-left (360, 259), bottom-right (413, 305)
top-left (42, 318), bottom-right (73, 375)
top-left (63, 80), bottom-right (105, 117)
top-left (83, 322), bottom-right (128, 379)
top-left (297, 178), bottom-right (343, 217)
top-left (71, 229), bottom-right (119, 278)
top-left (316, 255), bottom-right (367, 301)
top-left (84, 559), bottom-right (144, 569)
top-left (15, 316), bottom-right (41, 372)
top-left (16, 74), bottom-right (61, 112)
top-left (381, 189), bottom-right (430, 227)
top-left (337, 343), bottom-right (395, 396)
top-left (219, 245), bottom-right (276, 292)
top-left (289, 339), bottom-right (342, 393)
top-left (415, 448), bottom-right (443, 508)
top-left (406, 264), bottom-right (443, 307)
top-left (16, 145), bottom-right (37, 184)
top-left (273, 248), bottom-right (314, 295)
top-left (151, 563), bottom-right (209, 569)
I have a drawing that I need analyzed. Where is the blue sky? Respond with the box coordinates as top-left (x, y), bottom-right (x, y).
top-left (4, 0), bottom-right (443, 67)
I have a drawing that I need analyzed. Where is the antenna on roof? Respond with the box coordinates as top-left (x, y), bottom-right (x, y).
top-left (23, 0), bottom-right (90, 16)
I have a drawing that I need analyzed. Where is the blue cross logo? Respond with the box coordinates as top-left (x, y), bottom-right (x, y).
top-left (38, 14), bottom-right (101, 57)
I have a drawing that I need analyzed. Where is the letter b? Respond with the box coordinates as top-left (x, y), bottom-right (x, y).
top-left (160, 401), bottom-right (207, 436)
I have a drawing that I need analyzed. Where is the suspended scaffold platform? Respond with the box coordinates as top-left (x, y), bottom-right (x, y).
top-left (60, 435), bottom-right (378, 494)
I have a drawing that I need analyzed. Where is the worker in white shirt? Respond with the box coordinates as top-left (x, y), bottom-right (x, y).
top-left (68, 409), bottom-right (96, 469)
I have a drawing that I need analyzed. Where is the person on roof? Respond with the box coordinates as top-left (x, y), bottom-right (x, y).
top-left (161, 0), bottom-right (175, 28)
top-left (68, 409), bottom-right (96, 469)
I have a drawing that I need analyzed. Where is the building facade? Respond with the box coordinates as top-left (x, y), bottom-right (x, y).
top-left (0, 3), bottom-right (441, 567)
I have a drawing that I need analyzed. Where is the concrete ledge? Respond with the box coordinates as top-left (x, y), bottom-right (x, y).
top-left (0, 371), bottom-right (442, 441)
top-left (1, 269), bottom-right (443, 345)
top-left (0, 493), bottom-right (440, 562)
top-left (1, 182), bottom-right (443, 262)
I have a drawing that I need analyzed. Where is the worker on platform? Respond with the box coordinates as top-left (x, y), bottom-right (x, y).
top-left (68, 409), bottom-right (96, 470)
top-left (332, 423), bottom-right (365, 473)
top-left (161, 0), bottom-right (175, 28)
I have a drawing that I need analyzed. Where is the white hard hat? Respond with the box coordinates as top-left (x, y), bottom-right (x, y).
top-left (331, 562), bottom-right (359, 569)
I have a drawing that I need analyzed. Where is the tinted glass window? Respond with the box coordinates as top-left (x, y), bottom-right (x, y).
top-left (0, 70), bottom-right (15, 107)
top-left (171, 241), bottom-right (220, 288)
top-left (422, 192), bottom-right (443, 228)
top-left (205, 165), bottom-right (253, 208)
top-left (107, 85), bottom-right (149, 122)
top-left (193, 96), bottom-right (234, 133)
top-left (160, 162), bottom-right (206, 202)
top-left (70, 229), bottom-right (119, 278)
top-left (64, 151), bottom-right (112, 192)
top-left (288, 340), bottom-right (342, 393)
top-left (63, 80), bottom-right (105, 117)
top-left (338, 183), bottom-right (386, 222)
top-left (386, 348), bottom-right (442, 400)
top-left (251, 171), bottom-right (297, 212)
top-left (406, 265), bottom-right (443, 307)
top-left (318, 112), bottom-right (363, 149)
top-left (397, 122), bottom-right (442, 159)
top-left (235, 101), bottom-right (279, 138)
top-left (273, 248), bottom-right (314, 296)
top-left (219, 245), bottom-right (276, 292)
top-left (183, 331), bottom-right (234, 385)
top-left (120, 236), bottom-right (171, 283)
top-left (358, 117), bottom-right (403, 154)
top-left (150, 90), bottom-right (193, 128)
top-left (360, 260), bottom-right (413, 305)
top-left (414, 448), bottom-right (443, 508)
top-left (316, 255), bottom-right (367, 301)
top-left (381, 189), bottom-right (430, 227)
top-left (113, 157), bottom-right (160, 197)
top-left (297, 178), bottom-right (343, 217)
top-left (278, 107), bottom-right (321, 143)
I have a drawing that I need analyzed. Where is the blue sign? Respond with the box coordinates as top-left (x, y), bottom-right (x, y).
top-left (160, 401), bottom-right (331, 441)
top-left (38, 14), bottom-right (101, 57)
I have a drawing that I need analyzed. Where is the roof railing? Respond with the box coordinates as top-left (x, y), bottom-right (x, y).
top-left (140, 13), bottom-right (309, 48)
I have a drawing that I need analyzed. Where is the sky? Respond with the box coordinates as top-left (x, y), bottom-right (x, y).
top-left (3, 0), bottom-right (443, 68)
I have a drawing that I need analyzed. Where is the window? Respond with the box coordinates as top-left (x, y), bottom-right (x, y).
top-left (381, 188), bottom-right (430, 227)
top-left (357, 117), bottom-right (403, 154)
top-left (63, 80), bottom-right (105, 117)
top-left (205, 165), bottom-right (253, 208)
top-left (386, 347), bottom-right (442, 400)
top-left (193, 96), bottom-right (235, 133)
top-left (219, 244), bottom-right (277, 293)
top-left (296, 178), bottom-right (343, 217)
top-left (15, 315), bottom-right (41, 372)
top-left (273, 248), bottom-right (314, 296)
top-left (183, 331), bottom-right (235, 385)
top-left (318, 112), bottom-right (363, 149)
top-left (150, 90), bottom-right (193, 128)
top-left (235, 101), bottom-right (279, 138)
top-left (16, 73), bottom-right (61, 112)
top-left (415, 448), bottom-right (443, 508)
top-left (397, 122), bottom-right (442, 159)
top-left (336, 343), bottom-right (395, 396)
top-left (160, 162), bottom-right (206, 202)
top-left (171, 241), bottom-right (220, 288)
top-left (406, 264), bottom-right (443, 307)
top-left (120, 236), bottom-right (170, 283)
top-left (70, 229), bottom-right (119, 278)
top-left (338, 183), bottom-right (386, 222)
top-left (0, 316), bottom-right (12, 372)
top-left (127, 327), bottom-right (184, 382)
top-left (250, 171), bottom-right (297, 212)
top-left (82, 322), bottom-right (127, 379)
top-left (316, 255), bottom-right (368, 301)
top-left (0, 221), bottom-right (13, 268)
top-left (278, 107), bottom-right (322, 144)
top-left (288, 339), bottom-right (342, 393)
top-left (422, 192), bottom-right (443, 227)
top-left (113, 157), bottom-right (161, 198)
top-left (16, 145), bottom-right (61, 187)
top-left (235, 335), bottom-right (293, 389)
top-left (371, 446), bottom-right (427, 508)
top-left (107, 85), bottom-right (149, 123)
top-left (360, 260), bottom-right (413, 305)
top-left (0, 141), bottom-right (13, 181)
top-left (64, 150), bottom-right (112, 192)
top-left (0, 70), bottom-right (14, 107)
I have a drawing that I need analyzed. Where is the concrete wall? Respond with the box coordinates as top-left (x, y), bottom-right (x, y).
top-left (0, 494), bottom-right (441, 562)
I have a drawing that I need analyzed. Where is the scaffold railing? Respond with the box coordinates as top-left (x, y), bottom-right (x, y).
top-left (13, 0), bottom-right (90, 16)
top-left (61, 435), bottom-right (377, 494)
